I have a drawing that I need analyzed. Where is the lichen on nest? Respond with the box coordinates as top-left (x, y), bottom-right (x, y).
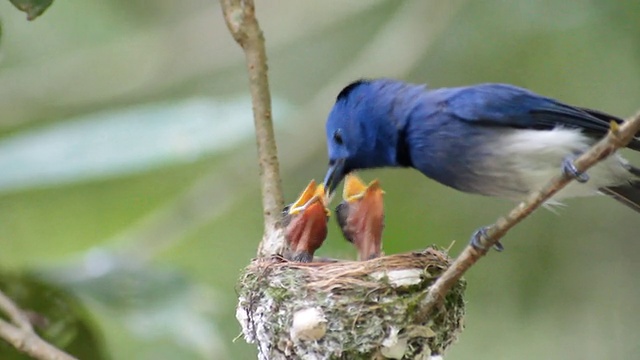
top-left (236, 247), bottom-right (466, 360)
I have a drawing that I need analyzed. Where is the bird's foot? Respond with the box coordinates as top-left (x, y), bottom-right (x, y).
top-left (562, 156), bottom-right (589, 183)
top-left (470, 226), bottom-right (504, 252)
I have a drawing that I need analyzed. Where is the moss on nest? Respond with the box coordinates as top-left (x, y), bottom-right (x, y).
top-left (236, 247), bottom-right (466, 360)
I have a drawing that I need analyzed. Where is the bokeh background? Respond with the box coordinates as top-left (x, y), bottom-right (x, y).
top-left (1, 1), bottom-right (639, 359)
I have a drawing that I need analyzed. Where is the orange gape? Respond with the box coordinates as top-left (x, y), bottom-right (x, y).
top-left (283, 180), bottom-right (330, 262)
top-left (335, 174), bottom-right (385, 261)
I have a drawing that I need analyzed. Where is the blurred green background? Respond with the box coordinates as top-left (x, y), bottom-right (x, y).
top-left (1, 0), bottom-right (639, 359)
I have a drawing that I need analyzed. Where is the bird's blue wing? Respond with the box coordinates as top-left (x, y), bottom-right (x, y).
top-left (442, 84), bottom-right (613, 130)
top-left (435, 83), bottom-right (639, 150)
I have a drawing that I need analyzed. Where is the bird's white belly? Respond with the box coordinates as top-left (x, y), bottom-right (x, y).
top-left (475, 127), bottom-right (633, 201)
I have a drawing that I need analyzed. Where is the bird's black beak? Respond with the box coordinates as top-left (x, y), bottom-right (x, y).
top-left (323, 158), bottom-right (346, 196)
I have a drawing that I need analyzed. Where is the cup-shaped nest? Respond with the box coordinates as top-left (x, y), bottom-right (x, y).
top-left (236, 247), bottom-right (466, 360)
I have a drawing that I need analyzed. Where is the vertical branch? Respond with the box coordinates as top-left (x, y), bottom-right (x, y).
top-left (220, 0), bottom-right (285, 256)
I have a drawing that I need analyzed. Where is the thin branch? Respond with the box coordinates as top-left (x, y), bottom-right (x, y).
top-left (419, 111), bottom-right (640, 318)
top-left (104, 0), bottom-right (463, 265)
top-left (0, 290), bottom-right (77, 360)
top-left (0, 289), bottom-right (33, 332)
top-left (220, 0), bottom-right (285, 257)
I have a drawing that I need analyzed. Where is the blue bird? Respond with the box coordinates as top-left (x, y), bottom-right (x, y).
top-left (322, 79), bottom-right (640, 250)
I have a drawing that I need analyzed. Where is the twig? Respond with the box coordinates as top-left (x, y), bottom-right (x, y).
top-left (419, 112), bottom-right (640, 317)
top-left (220, 0), bottom-right (285, 257)
top-left (105, 0), bottom-right (463, 264)
top-left (0, 290), bottom-right (77, 360)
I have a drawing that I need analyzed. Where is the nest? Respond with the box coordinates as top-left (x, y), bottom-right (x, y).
top-left (236, 247), bottom-right (466, 360)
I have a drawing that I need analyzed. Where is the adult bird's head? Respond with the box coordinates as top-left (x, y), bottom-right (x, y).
top-left (283, 180), bottom-right (330, 263)
top-left (335, 173), bottom-right (385, 261)
top-left (323, 79), bottom-right (424, 195)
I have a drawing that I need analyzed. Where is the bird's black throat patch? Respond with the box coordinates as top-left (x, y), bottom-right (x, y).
top-left (396, 126), bottom-right (413, 167)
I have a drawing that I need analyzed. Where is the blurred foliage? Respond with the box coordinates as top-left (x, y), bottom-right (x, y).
top-left (0, 0), bottom-right (639, 359)
top-left (7, 0), bottom-right (54, 20)
top-left (0, 272), bottom-right (106, 359)
top-left (39, 252), bottom-right (229, 359)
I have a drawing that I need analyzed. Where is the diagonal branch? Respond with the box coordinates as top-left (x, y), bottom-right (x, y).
top-left (420, 111), bottom-right (640, 317)
top-left (0, 290), bottom-right (77, 360)
top-left (220, 0), bottom-right (285, 257)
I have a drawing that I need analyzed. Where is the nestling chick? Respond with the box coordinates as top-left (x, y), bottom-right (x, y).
top-left (335, 174), bottom-right (385, 261)
top-left (283, 180), bottom-right (330, 262)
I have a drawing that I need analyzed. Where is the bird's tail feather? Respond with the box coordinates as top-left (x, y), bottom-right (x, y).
top-left (600, 182), bottom-right (640, 213)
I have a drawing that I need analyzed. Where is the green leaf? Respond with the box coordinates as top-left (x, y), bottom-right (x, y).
top-left (0, 97), bottom-right (291, 194)
top-left (8, 0), bottom-right (54, 21)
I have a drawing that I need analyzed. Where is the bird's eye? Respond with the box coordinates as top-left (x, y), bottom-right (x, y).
top-left (333, 129), bottom-right (344, 145)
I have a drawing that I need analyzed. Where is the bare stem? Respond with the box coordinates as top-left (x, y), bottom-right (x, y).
top-left (0, 290), bottom-right (77, 360)
top-left (420, 111), bottom-right (640, 317)
top-left (220, 0), bottom-right (285, 256)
